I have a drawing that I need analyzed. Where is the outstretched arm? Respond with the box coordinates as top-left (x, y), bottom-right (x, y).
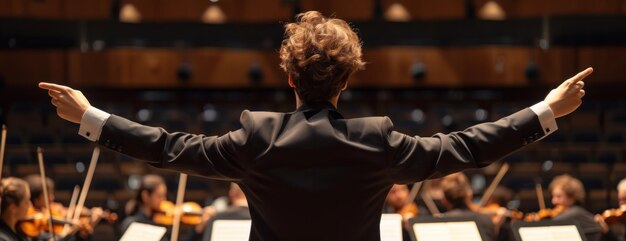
top-left (386, 68), bottom-right (592, 183)
top-left (38, 83), bottom-right (252, 181)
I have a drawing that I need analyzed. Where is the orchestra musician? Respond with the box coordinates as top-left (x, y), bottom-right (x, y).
top-left (121, 174), bottom-right (212, 241)
top-left (22, 175), bottom-right (94, 241)
top-left (39, 10), bottom-right (592, 241)
top-left (384, 184), bottom-right (419, 241)
top-left (0, 177), bottom-right (30, 241)
top-left (201, 183), bottom-right (249, 241)
top-left (439, 173), bottom-right (496, 241)
top-left (120, 174), bottom-right (167, 238)
top-left (596, 178), bottom-right (626, 241)
top-left (548, 174), bottom-right (601, 241)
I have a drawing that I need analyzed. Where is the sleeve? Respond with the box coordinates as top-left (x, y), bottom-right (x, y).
top-left (385, 105), bottom-right (552, 184)
top-left (96, 110), bottom-right (255, 181)
top-left (78, 106), bottom-right (111, 142)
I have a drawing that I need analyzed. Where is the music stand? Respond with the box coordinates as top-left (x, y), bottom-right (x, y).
top-left (407, 216), bottom-right (486, 241)
top-left (511, 220), bottom-right (587, 241)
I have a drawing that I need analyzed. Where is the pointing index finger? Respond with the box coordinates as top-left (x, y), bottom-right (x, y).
top-left (571, 67), bottom-right (594, 84)
top-left (38, 82), bottom-right (70, 92)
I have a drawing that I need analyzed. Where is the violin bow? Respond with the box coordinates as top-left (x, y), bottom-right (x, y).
top-left (37, 147), bottom-right (56, 241)
top-left (0, 125), bottom-right (7, 180)
top-left (61, 185), bottom-right (80, 235)
top-left (171, 173), bottom-right (188, 241)
top-left (71, 147), bottom-right (100, 227)
top-left (407, 182), bottom-right (423, 204)
top-left (420, 181), bottom-right (441, 216)
top-left (478, 163), bottom-right (510, 207)
top-left (535, 179), bottom-right (546, 210)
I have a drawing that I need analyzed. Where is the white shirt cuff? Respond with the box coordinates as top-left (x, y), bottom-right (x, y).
top-left (78, 106), bottom-right (111, 142)
top-left (529, 101), bottom-right (558, 140)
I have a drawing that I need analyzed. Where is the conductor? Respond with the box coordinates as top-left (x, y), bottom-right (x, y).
top-left (40, 11), bottom-right (592, 241)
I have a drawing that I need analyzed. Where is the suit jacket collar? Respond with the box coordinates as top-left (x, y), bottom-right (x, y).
top-left (296, 102), bottom-right (344, 120)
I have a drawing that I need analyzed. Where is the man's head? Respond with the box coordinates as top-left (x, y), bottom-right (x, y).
top-left (24, 174), bottom-right (55, 209)
top-left (549, 174), bottom-right (585, 207)
top-left (386, 184), bottom-right (410, 210)
top-left (441, 173), bottom-right (472, 209)
top-left (280, 11), bottom-right (365, 105)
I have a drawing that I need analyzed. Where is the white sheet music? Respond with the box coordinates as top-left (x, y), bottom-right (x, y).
top-left (210, 220), bottom-right (252, 241)
top-left (380, 214), bottom-right (403, 241)
top-left (413, 221), bottom-right (482, 241)
top-left (518, 225), bottom-right (583, 241)
top-left (119, 222), bottom-right (167, 241)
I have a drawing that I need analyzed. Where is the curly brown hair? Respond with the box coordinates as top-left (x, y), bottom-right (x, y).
top-left (549, 174), bottom-right (585, 205)
top-left (280, 11), bottom-right (365, 104)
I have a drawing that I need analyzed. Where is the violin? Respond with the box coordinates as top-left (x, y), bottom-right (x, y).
top-left (19, 206), bottom-right (74, 238)
top-left (524, 205), bottom-right (566, 222)
top-left (475, 203), bottom-right (524, 220)
top-left (601, 206), bottom-right (626, 225)
top-left (153, 200), bottom-right (205, 226)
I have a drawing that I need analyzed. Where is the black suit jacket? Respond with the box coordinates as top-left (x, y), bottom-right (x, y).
top-left (98, 102), bottom-right (545, 241)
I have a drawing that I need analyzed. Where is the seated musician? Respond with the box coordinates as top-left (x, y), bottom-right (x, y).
top-left (484, 186), bottom-right (515, 241)
top-left (595, 178), bottom-right (626, 241)
top-left (201, 183), bottom-right (249, 241)
top-left (23, 175), bottom-right (94, 241)
top-left (548, 174), bottom-right (601, 241)
top-left (0, 177), bottom-right (30, 241)
top-left (384, 184), bottom-right (418, 241)
top-left (121, 174), bottom-right (168, 240)
top-left (121, 174), bottom-right (212, 241)
top-left (440, 173), bottom-right (495, 241)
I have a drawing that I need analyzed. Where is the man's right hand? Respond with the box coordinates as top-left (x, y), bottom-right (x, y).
top-left (544, 67), bottom-right (593, 118)
top-left (38, 82), bottom-right (91, 124)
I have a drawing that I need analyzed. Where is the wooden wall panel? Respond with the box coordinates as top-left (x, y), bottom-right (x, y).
top-left (381, 0), bottom-right (465, 20)
top-left (352, 47), bottom-right (463, 87)
top-left (119, 0), bottom-right (292, 22)
top-left (216, 0), bottom-right (293, 23)
top-left (0, 0), bottom-right (25, 17)
top-left (63, 0), bottom-right (111, 19)
top-left (533, 48), bottom-right (577, 86)
top-left (475, 0), bottom-right (624, 18)
top-left (67, 48), bottom-right (288, 88)
top-left (353, 47), bottom-right (535, 87)
top-left (108, 48), bottom-right (182, 87)
top-left (0, 50), bottom-right (65, 86)
top-left (578, 47), bottom-right (626, 83)
top-left (23, 0), bottom-right (63, 19)
top-left (186, 49), bottom-right (287, 87)
top-left (300, 0), bottom-right (375, 21)
top-left (67, 51), bottom-right (111, 87)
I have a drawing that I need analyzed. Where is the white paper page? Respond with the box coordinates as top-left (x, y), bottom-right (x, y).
top-left (380, 214), bottom-right (403, 241)
top-left (119, 222), bottom-right (167, 241)
top-left (210, 220), bottom-right (252, 241)
top-left (519, 225), bottom-right (583, 241)
top-left (413, 221), bottom-right (482, 241)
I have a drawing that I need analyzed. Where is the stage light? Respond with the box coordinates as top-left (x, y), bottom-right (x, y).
top-left (119, 3), bottom-right (142, 23)
top-left (384, 3), bottom-right (411, 22)
top-left (411, 109), bottom-right (425, 124)
top-left (202, 5), bottom-right (227, 24)
top-left (474, 108), bottom-right (488, 121)
top-left (478, 0), bottom-right (506, 20)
